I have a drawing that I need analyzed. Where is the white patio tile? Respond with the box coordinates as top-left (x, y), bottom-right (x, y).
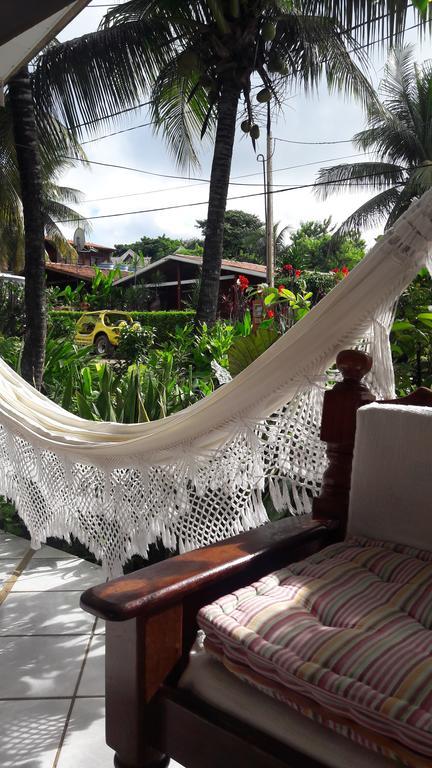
top-left (0, 558), bottom-right (21, 587)
top-left (94, 617), bottom-right (105, 635)
top-left (0, 531), bottom-right (30, 560)
top-left (0, 698), bottom-right (69, 768)
top-left (32, 542), bottom-right (78, 559)
top-left (0, 635), bottom-right (89, 698)
top-left (77, 635), bottom-right (105, 696)
top-left (56, 697), bottom-right (113, 768)
top-left (11, 558), bottom-right (103, 592)
top-left (0, 591), bottom-right (95, 636)
top-left (57, 697), bottom-right (185, 768)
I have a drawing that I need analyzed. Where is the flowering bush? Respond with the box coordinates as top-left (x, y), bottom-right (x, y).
top-left (237, 275), bottom-right (250, 291)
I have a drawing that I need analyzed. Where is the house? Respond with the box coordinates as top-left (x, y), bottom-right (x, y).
top-left (114, 252), bottom-right (266, 310)
top-left (67, 240), bottom-right (115, 267)
top-left (44, 239), bottom-right (115, 268)
top-left (45, 262), bottom-right (108, 288)
top-left (110, 249), bottom-right (152, 272)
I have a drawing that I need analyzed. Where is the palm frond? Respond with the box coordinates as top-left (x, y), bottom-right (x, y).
top-left (150, 59), bottom-right (213, 169)
top-left (32, 20), bottom-right (175, 137)
top-left (299, 1), bottom-right (423, 45)
top-left (315, 161), bottom-right (407, 198)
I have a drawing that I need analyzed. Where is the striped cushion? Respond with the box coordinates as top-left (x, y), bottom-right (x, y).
top-left (198, 538), bottom-right (432, 764)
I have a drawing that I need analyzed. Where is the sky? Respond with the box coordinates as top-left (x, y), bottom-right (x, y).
top-left (56, 3), bottom-right (432, 251)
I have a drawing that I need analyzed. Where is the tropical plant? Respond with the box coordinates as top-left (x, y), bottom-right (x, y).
top-left (316, 45), bottom-right (432, 233)
top-left (391, 269), bottom-right (432, 394)
top-left (276, 219), bottom-right (365, 271)
top-left (32, 0), bottom-right (411, 326)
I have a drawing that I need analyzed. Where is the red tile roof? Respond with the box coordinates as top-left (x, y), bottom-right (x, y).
top-left (45, 262), bottom-right (109, 281)
top-left (66, 240), bottom-right (114, 253)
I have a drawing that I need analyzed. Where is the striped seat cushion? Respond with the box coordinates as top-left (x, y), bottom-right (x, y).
top-left (198, 538), bottom-right (432, 765)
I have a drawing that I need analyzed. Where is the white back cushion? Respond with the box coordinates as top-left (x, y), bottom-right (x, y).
top-left (347, 403), bottom-right (432, 551)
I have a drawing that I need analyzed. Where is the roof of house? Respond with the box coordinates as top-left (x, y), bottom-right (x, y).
top-left (45, 262), bottom-right (109, 282)
top-left (114, 252), bottom-right (266, 286)
top-left (66, 240), bottom-right (115, 253)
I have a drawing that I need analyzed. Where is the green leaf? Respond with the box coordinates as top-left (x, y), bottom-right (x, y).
top-left (76, 392), bottom-right (96, 420)
top-left (392, 321), bottom-right (416, 332)
top-left (228, 327), bottom-right (279, 376)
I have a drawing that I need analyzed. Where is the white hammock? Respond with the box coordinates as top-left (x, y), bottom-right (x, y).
top-left (2, 191), bottom-right (432, 574)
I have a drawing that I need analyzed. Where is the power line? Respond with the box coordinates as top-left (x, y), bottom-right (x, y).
top-left (274, 136), bottom-right (352, 146)
top-left (81, 120), bottom-right (154, 144)
top-left (56, 170), bottom-right (404, 223)
top-left (63, 150), bottom-right (376, 188)
top-left (83, 151), bottom-right (373, 203)
top-left (72, 101), bottom-right (152, 130)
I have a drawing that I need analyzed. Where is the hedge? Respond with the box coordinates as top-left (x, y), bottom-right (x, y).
top-left (48, 310), bottom-right (195, 345)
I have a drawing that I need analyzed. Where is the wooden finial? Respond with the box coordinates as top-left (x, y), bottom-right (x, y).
top-left (312, 349), bottom-right (375, 532)
top-left (336, 349), bottom-right (372, 382)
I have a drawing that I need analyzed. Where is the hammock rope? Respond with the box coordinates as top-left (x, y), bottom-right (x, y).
top-left (1, 191), bottom-right (432, 574)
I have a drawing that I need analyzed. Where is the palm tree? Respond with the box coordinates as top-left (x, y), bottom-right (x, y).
top-left (4, 67), bottom-right (86, 387)
top-left (316, 45), bottom-right (432, 234)
top-left (32, 1), bottom-right (421, 324)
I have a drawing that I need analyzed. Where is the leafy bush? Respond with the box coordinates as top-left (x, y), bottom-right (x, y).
top-left (392, 269), bottom-right (432, 394)
top-left (0, 281), bottom-right (25, 337)
top-left (116, 323), bottom-right (156, 365)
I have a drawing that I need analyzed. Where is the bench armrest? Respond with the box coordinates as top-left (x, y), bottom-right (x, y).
top-left (81, 516), bottom-right (335, 622)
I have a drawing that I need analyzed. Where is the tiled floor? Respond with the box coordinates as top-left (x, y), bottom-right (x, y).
top-left (0, 530), bottom-right (183, 768)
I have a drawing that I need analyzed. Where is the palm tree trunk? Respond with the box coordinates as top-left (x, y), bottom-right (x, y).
top-left (196, 82), bottom-right (240, 325)
top-left (9, 66), bottom-right (47, 389)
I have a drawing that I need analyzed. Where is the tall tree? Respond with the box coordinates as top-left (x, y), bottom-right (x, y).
top-left (281, 218), bottom-right (365, 270)
top-left (33, 1), bottom-right (422, 324)
top-left (4, 67), bottom-right (87, 387)
top-left (9, 67), bottom-right (47, 388)
top-left (316, 45), bottom-right (432, 233)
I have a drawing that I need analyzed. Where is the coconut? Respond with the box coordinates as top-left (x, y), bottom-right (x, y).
top-left (250, 125), bottom-right (260, 140)
top-left (241, 120), bottom-right (251, 133)
top-left (256, 88), bottom-right (271, 103)
top-left (267, 54), bottom-right (283, 73)
top-left (261, 22), bottom-right (276, 42)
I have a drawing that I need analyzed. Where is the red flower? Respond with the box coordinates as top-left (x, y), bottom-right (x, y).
top-left (341, 266), bottom-right (349, 276)
top-left (295, 269), bottom-right (301, 278)
top-left (283, 263), bottom-right (293, 272)
top-left (237, 275), bottom-right (249, 291)
top-left (331, 267), bottom-right (340, 273)
top-left (278, 284), bottom-right (285, 293)
top-left (266, 309), bottom-right (275, 319)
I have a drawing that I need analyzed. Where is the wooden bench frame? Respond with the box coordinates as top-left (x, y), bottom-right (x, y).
top-left (81, 350), bottom-right (432, 768)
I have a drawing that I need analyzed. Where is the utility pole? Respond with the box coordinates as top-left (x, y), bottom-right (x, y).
top-left (266, 102), bottom-right (274, 286)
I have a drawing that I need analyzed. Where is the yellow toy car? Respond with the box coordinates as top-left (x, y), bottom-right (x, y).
top-left (75, 310), bottom-right (135, 355)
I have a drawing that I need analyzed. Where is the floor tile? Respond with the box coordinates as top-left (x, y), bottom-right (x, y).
top-left (0, 531), bottom-right (30, 560)
top-left (57, 698), bottom-right (185, 768)
top-left (32, 543), bottom-right (78, 559)
top-left (56, 698), bottom-right (113, 768)
top-left (0, 698), bottom-right (69, 768)
top-left (11, 558), bottom-right (103, 592)
top-left (0, 559), bottom-right (21, 588)
top-left (0, 591), bottom-right (95, 636)
top-left (77, 635), bottom-right (105, 696)
top-left (0, 635), bottom-right (89, 698)
top-left (94, 617), bottom-right (105, 635)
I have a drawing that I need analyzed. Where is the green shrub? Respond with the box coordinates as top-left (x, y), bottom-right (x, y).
top-left (48, 310), bottom-right (195, 346)
top-left (116, 323), bottom-right (156, 365)
top-left (0, 281), bottom-right (25, 336)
